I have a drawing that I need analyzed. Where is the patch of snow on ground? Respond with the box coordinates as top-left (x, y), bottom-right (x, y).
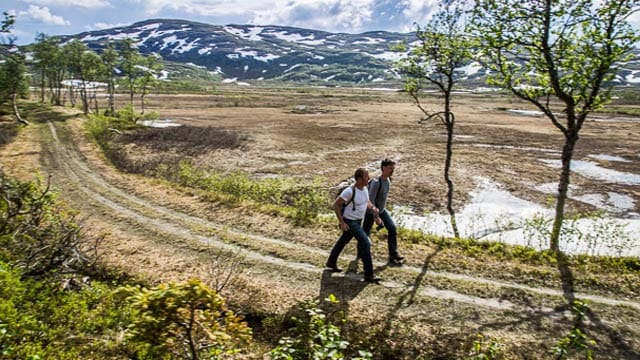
top-left (508, 109), bottom-right (544, 116)
top-left (534, 182), bottom-right (577, 194)
top-left (367, 51), bottom-right (404, 61)
top-left (626, 70), bottom-right (640, 83)
top-left (185, 62), bottom-right (206, 69)
top-left (284, 64), bottom-right (302, 73)
top-left (540, 159), bottom-right (640, 185)
top-left (533, 183), bottom-right (635, 214)
top-left (395, 177), bottom-right (640, 256)
top-left (224, 26), bottom-right (263, 41)
top-left (61, 80), bottom-right (107, 89)
top-left (271, 31), bottom-right (325, 45)
top-left (235, 48), bottom-right (280, 62)
top-left (140, 119), bottom-right (181, 128)
top-left (588, 154), bottom-right (631, 162)
top-left (456, 62), bottom-right (483, 77)
top-left (606, 192), bottom-right (636, 211)
top-left (353, 37), bottom-right (385, 44)
top-left (472, 144), bottom-right (560, 154)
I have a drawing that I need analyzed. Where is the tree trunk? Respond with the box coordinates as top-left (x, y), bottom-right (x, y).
top-left (140, 93), bottom-right (146, 115)
top-left (12, 93), bottom-right (29, 125)
top-left (550, 133), bottom-right (578, 253)
top-left (444, 115), bottom-right (459, 238)
top-left (81, 85), bottom-right (89, 114)
top-left (40, 69), bottom-right (46, 103)
top-left (107, 80), bottom-right (115, 116)
top-left (69, 87), bottom-right (76, 107)
top-left (92, 91), bottom-right (99, 114)
top-left (187, 307), bottom-right (199, 360)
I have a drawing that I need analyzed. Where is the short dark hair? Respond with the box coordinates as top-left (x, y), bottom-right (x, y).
top-left (381, 158), bottom-right (395, 169)
top-left (354, 167), bottom-right (367, 181)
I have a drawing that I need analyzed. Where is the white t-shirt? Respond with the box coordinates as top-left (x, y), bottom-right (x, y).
top-left (340, 186), bottom-right (369, 220)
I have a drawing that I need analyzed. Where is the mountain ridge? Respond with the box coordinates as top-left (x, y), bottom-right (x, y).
top-left (57, 18), bottom-right (423, 85)
top-left (56, 18), bottom-right (640, 87)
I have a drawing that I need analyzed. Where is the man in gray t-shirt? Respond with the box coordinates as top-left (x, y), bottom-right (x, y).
top-left (364, 158), bottom-right (404, 265)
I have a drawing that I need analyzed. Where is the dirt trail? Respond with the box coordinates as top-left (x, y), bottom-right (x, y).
top-left (3, 99), bottom-right (639, 357)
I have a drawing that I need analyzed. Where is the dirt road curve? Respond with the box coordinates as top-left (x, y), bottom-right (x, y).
top-left (2, 111), bottom-right (639, 358)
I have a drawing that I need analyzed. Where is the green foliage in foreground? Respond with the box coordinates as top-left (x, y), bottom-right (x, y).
top-left (119, 279), bottom-right (252, 360)
top-left (0, 170), bottom-right (87, 277)
top-left (0, 263), bottom-right (254, 360)
top-left (552, 300), bottom-right (596, 360)
top-left (270, 295), bottom-right (373, 360)
top-left (0, 171), bottom-right (254, 359)
top-left (0, 262), bottom-right (129, 359)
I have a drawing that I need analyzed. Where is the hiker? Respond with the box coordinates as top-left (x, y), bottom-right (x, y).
top-left (326, 167), bottom-right (382, 283)
top-left (363, 158), bottom-right (404, 265)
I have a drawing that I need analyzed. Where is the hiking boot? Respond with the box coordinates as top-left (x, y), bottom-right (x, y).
top-left (364, 276), bottom-right (382, 284)
top-left (325, 262), bottom-right (343, 273)
top-left (388, 258), bottom-right (403, 267)
top-left (391, 255), bottom-right (405, 262)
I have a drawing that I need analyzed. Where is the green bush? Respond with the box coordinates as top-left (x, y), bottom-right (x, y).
top-left (165, 161), bottom-right (325, 225)
top-left (116, 104), bottom-right (159, 124)
top-left (270, 295), bottom-right (372, 360)
top-left (0, 170), bottom-right (92, 277)
top-left (552, 300), bottom-right (596, 360)
top-left (0, 261), bottom-right (131, 359)
top-left (120, 279), bottom-right (252, 359)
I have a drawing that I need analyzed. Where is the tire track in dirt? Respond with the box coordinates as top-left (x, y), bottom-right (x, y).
top-left (44, 120), bottom-right (640, 312)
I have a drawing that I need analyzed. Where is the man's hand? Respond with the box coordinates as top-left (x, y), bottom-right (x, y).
top-left (339, 220), bottom-right (349, 231)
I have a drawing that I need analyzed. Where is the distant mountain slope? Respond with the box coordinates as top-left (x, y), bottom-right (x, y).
top-left (59, 18), bottom-right (640, 87)
top-left (59, 19), bottom-right (412, 84)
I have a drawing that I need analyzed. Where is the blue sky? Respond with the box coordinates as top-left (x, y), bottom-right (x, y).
top-left (3, 0), bottom-right (442, 45)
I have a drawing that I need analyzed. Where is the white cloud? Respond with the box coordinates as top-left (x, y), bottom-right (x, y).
top-left (134, 0), bottom-right (391, 32)
top-left (134, 0), bottom-right (251, 16)
top-left (86, 22), bottom-right (128, 31)
top-left (24, 0), bottom-right (110, 8)
top-left (20, 5), bottom-right (70, 26)
top-left (251, 0), bottom-right (376, 32)
top-left (399, 0), bottom-right (439, 26)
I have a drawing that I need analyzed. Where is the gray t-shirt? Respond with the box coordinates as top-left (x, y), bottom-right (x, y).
top-left (368, 176), bottom-right (390, 212)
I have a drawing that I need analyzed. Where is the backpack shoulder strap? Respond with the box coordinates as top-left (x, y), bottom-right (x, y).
top-left (344, 185), bottom-right (356, 210)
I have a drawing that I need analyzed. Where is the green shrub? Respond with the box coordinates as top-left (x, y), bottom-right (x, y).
top-left (552, 300), bottom-right (596, 360)
top-left (466, 334), bottom-right (502, 360)
top-left (0, 170), bottom-right (92, 277)
top-left (270, 295), bottom-right (372, 360)
top-left (115, 104), bottom-right (159, 124)
top-left (163, 161), bottom-right (325, 225)
top-left (0, 261), bottom-right (131, 359)
top-left (120, 279), bottom-right (252, 359)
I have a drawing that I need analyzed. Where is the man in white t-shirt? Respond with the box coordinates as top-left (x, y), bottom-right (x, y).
top-left (326, 168), bottom-right (381, 283)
